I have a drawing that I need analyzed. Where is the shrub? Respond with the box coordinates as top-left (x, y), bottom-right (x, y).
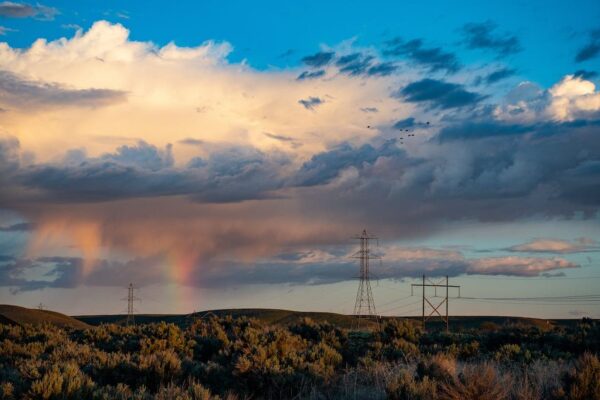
top-left (559, 352), bottom-right (600, 400)
top-left (386, 369), bottom-right (437, 400)
top-left (439, 363), bottom-right (509, 400)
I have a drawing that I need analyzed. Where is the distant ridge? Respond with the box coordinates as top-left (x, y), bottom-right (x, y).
top-left (0, 304), bottom-right (91, 329)
top-left (73, 308), bottom-right (586, 330)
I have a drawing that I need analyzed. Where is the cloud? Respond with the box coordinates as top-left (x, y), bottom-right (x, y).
top-left (575, 29), bottom-right (600, 62)
top-left (397, 78), bottom-right (486, 109)
top-left (477, 67), bottom-right (517, 85)
top-left (461, 21), bottom-right (521, 56)
top-left (367, 62), bottom-right (398, 77)
top-left (293, 139), bottom-right (404, 186)
top-left (467, 257), bottom-right (577, 277)
top-left (337, 53), bottom-right (374, 76)
top-left (178, 138), bottom-right (204, 146)
top-left (297, 70), bottom-right (326, 80)
top-left (0, 1), bottom-right (57, 20)
top-left (0, 70), bottom-right (126, 110)
top-left (384, 38), bottom-right (460, 73)
top-left (0, 222), bottom-right (34, 232)
top-left (507, 238), bottom-right (598, 254)
top-left (573, 70), bottom-right (598, 80)
top-left (301, 51), bottom-right (335, 67)
top-left (0, 25), bottom-right (16, 35)
top-left (298, 96), bottom-right (324, 110)
top-left (0, 245), bottom-right (580, 291)
top-left (0, 21), bottom-right (599, 293)
top-left (5, 139), bottom-right (288, 203)
top-left (360, 107), bottom-right (378, 113)
top-left (392, 117), bottom-right (430, 130)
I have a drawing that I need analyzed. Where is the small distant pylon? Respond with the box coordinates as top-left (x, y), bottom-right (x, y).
top-left (122, 283), bottom-right (141, 325)
top-left (37, 303), bottom-right (45, 310)
top-left (352, 229), bottom-right (380, 329)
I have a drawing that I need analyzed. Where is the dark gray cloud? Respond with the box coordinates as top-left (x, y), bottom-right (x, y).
top-left (397, 78), bottom-right (486, 109)
top-left (178, 138), bottom-right (204, 146)
top-left (575, 30), bottom-right (600, 63)
top-left (461, 21), bottom-right (521, 56)
top-left (0, 71), bottom-right (126, 110)
top-left (296, 69), bottom-right (326, 80)
top-left (392, 117), bottom-right (430, 130)
top-left (436, 121), bottom-right (532, 141)
top-left (338, 54), bottom-right (374, 76)
top-left (264, 132), bottom-right (293, 142)
top-left (0, 222), bottom-right (34, 232)
top-left (0, 1), bottom-right (57, 20)
top-left (573, 70), bottom-right (598, 80)
top-left (2, 139), bottom-right (288, 203)
top-left (384, 38), bottom-right (460, 73)
top-left (336, 53), bottom-right (362, 66)
top-left (294, 139), bottom-right (404, 186)
top-left (367, 62), bottom-right (398, 76)
top-left (301, 51), bottom-right (335, 67)
top-left (360, 107), bottom-right (378, 113)
top-left (476, 67), bottom-right (517, 85)
top-left (298, 96), bottom-right (324, 110)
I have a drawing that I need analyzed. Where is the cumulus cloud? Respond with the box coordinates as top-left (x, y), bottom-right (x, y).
top-left (0, 1), bottom-right (57, 20)
top-left (0, 21), bottom-right (599, 293)
top-left (461, 21), bottom-right (521, 56)
top-left (384, 38), bottom-right (460, 73)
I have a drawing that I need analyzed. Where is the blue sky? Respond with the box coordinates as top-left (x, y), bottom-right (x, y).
top-left (0, 0), bottom-right (599, 318)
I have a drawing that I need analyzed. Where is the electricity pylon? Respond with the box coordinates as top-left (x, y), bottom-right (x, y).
top-left (122, 283), bottom-right (140, 325)
top-left (352, 229), bottom-right (379, 329)
top-left (411, 275), bottom-right (460, 332)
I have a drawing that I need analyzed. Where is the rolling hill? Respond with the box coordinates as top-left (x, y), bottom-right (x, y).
top-left (73, 308), bottom-right (584, 330)
top-left (0, 304), bottom-right (91, 329)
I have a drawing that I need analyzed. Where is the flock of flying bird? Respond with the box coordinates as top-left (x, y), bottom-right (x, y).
top-left (367, 120), bottom-right (430, 144)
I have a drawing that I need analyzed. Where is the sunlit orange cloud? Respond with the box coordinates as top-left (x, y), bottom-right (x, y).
top-left (0, 21), bottom-right (417, 166)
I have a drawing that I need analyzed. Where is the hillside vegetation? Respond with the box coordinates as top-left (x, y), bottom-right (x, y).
top-left (74, 308), bottom-right (579, 331)
top-left (0, 305), bottom-right (90, 329)
top-left (0, 310), bottom-right (598, 399)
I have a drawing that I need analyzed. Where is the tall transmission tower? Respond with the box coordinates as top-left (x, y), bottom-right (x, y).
top-left (411, 275), bottom-right (460, 332)
top-left (352, 229), bottom-right (379, 328)
top-left (122, 283), bottom-right (141, 326)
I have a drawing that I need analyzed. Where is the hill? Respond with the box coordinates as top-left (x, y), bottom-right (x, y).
top-left (0, 304), bottom-right (91, 329)
top-left (73, 308), bottom-right (585, 330)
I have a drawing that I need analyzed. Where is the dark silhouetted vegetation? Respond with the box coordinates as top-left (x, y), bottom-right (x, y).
top-left (0, 316), bottom-right (598, 399)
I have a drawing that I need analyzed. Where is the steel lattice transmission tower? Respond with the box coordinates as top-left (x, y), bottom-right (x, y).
top-left (352, 229), bottom-right (380, 328)
top-left (122, 283), bottom-right (141, 326)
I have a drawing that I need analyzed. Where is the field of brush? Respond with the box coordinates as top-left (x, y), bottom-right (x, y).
top-left (0, 305), bottom-right (598, 399)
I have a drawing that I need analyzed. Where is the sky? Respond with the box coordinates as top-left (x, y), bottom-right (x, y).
top-left (0, 0), bottom-right (599, 318)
